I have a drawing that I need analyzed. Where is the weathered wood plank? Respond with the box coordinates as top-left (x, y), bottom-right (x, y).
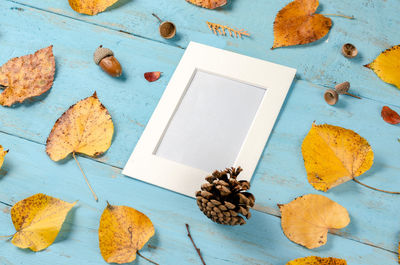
top-left (9, 0), bottom-right (400, 106)
top-left (0, 132), bottom-right (397, 265)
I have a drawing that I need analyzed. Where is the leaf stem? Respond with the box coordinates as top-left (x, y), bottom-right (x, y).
top-left (137, 251), bottom-right (159, 265)
top-left (0, 235), bottom-right (13, 239)
top-left (353, 179), bottom-right (400, 194)
top-left (72, 152), bottom-right (98, 202)
top-left (186, 224), bottom-right (206, 265)
top-left (322, 13), bottom-right (354, 19)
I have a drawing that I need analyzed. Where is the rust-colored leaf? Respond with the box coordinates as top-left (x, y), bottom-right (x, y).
top-left (279, 194), bottom-right (350, 249)
top-left (381, 106), bottom-right (400, 125)
top-left (99, 202), bottom-right (155, 264)
top-left (272, 0), bottom-right (332, 49)
top-left (0, 46), bottom-right (55, 106)
top-left (186, 0), bottom-right (226, 9)
top-left (144, 72), bottom-right (161, 82)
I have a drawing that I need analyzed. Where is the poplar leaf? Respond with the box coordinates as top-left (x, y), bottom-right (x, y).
top-left (287, 256), bottom-right (347, 265)
top-left (365, 45), bottom-right (400, 89)
top-left (186, 0), bottom-right (227, 9)
top-left (11, 193), bottom-right (76, 251)
top-left (68, 0), bottom-right (120, 15)
top-left (0, 145), bottom-right (8, 170)
top-left (99, 203), bottom-right (155, 264)
top-left (279, 194), bottom-right (350, 249)
top-left (272, 0), bottom-right (332, 49)
top-left (0, 46), bottom-right (55, 106)
top-left (302, 123), bottom-right (373, 191)
top-left (46, 92), bottom-right (114, 162)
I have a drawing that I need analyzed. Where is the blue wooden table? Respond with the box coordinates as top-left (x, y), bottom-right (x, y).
top-left (0, 0), bottom-right (399, 264)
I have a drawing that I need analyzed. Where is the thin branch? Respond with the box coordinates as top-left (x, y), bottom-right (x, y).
top-left (72, 152), bottom-right (98, 202)
top-left (137, 251), bottom-right (159, 265)
top-left (322, 13), bottom-right (354, 19)
top-left (186, 224), bottom-right (206, 265)
top-left (353, 178), bottom-right (400, 194)
top-left (206, 22), bottom-right (250, 38)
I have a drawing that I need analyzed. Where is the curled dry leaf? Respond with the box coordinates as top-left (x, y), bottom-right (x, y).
top-left (144, 71), bottom-right (161, 82)
top-left (286, 256), bottom-right (347, 265)
top-left (0, 145), bottom-right (8, 170)
top-left (99, 202), bottom-right (155, 264)
top-left (381, 106), bottom-right (400, 125)
top-left (302, 123), bottom-right (373, 192)
top-left (272, 0), bottom-right (332, 49)
top-left (365, 45), bottom-right (400, 89)
top-left (186, 0), bottom-right (227, 9)
top-left (68, 0), bottom-right (120, 15)
top-left (0, 46), bottom-right (55, 106)
top-left (11, 193), bottom-right (76, 251)
top-left (279, 194), bottom-right (350, 249)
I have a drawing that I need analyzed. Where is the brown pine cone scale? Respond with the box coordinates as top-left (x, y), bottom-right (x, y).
top-left (195, 167), bottom-right (255, 226)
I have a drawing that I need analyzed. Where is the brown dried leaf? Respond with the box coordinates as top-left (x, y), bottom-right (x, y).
top-left (0, 46), bottom-right (55, 106)
top-left (272, 0), bottom-right (332, 49)
top-left (381, 106), bottom-right (400, 125)
top-left (99, 202), bottom-right (155, 264)
top-left (144, 71), bottom-right (161, 82)
top-left (186, 0), bottom-right (227, 9)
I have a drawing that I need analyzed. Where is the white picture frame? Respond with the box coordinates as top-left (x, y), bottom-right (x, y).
top-left (123, 42), bottom-right (296, 197)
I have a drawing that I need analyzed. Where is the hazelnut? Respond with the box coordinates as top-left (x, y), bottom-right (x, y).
top-left (94, 45), bottom-right (122, 77)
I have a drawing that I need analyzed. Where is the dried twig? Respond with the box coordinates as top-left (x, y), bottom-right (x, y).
top-left (137, 251), bottom-right (159, 265)
top-left (186, 224), bottom-right (206, 265)
top-left (206, 22), bottom-right (250, 38)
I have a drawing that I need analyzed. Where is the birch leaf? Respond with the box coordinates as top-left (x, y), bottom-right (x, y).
top-left (287, 256), bottom-right (347, 265)
top-left (302, 123), bottom-right (373, 191)
top-left (0, 145), bottom-right (8, 170)
top-left (68, 0), bottom-right (120, 15)
top-left (0, 46), bottom-right (55, 106)
top-left (272, 0), bottom-right (332, 49)
top-left (279, 194), bottom-right (350, 249)
top-left (11, 193), bottom-right (76, 251)
top-left (186, 0), bottom-right (227, 9)
top-left (99, 202), bottom-right (155, 264)
top-left (365, 45), bottom-right (400, 89)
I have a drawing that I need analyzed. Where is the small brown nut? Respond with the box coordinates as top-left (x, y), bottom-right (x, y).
top-left (159, 21), bottom-right (176, 39)
top-left (342, 43), bottom-right (358, 58)
top-left (324, 89), bottom-right (339, 105)
top-left (94, 46), bottom-right (122, 77)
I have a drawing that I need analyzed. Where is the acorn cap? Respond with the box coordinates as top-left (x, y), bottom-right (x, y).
top-left (324, 89), bottom-right (339, 105)
top-left (93, 46), bottom-right (114, 65)
top-left (342, 43), bottom-right (358, 58)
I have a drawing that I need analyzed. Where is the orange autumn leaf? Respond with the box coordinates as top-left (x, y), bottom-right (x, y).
top-left (287, 256), bottom-right (347, 265)
top-left (186, 0), bottom-right (227, 9)
top-left (302, 123), bottom-right (373, 192)
top-left (68, 0), bottom-right (120, 15)
top-left (0, 46), bottom-right (55, 106)
top-left (99, 202), bottom-right (155, 264)
top-left (144, 71), bottom-right (161, 82)
top-left (381, 106), bottom-right (400, 125)
top-left (365, 45), bottom-right (400, 89)
top-left (0, 145), bottom-right (8, 170)
top-left (11, 193), bottom-right (76, 251)
top-left (279, 194), bottom-right (350, 249)
top-left (272, 0), bottom-right (332, 49)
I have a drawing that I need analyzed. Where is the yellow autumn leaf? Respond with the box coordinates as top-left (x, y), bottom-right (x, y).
top-left (11, 193), bottom-right (76, 251)
top-left (99, 202), bottom-right (155, 264)
top-left (0, 145), bottom-right (8, 170)
top-left (186, 0), bottom-right (227, 9)
top-left (46, 92), bottom-right (114, 201)
top-left (68, 0), bottom-right (120, 15)
top-left (279, 194), bottom-right (350, 249)
top-left (287, 256), bottom-right (347, 265)
top-left (301, 123), bottom-right (373, 192)
top-left (365, 45), bottom-right (400, 89)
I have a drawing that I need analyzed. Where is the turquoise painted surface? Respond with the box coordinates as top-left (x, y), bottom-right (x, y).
top-left (0, 0), bottom-right (399, 264)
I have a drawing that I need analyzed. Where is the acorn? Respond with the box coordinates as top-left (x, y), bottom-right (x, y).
top-left (324, 81), bottom-right (361, 105)
top-left (94, 45), bottom-right (122, 77)
top-left (152, 13), bottom-right (176, 39)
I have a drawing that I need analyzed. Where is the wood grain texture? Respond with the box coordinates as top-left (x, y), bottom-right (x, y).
top-left (0, 0), bottom-right (399, 264)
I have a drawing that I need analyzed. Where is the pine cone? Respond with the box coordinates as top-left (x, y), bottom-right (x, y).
top-left (195, 167), bottom-right (255, 226)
